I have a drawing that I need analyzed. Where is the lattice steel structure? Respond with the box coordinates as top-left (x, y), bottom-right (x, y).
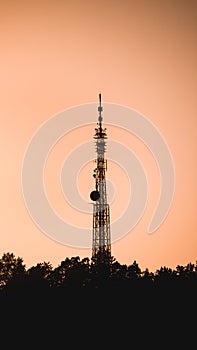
top-left (90, 94), bottom-right (111, 261)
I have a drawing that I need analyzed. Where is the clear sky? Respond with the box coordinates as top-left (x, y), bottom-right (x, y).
top-left (0, 0), bottom-right (196, 272)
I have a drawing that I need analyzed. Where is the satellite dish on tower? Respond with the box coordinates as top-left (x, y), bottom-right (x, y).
top-left (90, 190), bottom-right (100, 201)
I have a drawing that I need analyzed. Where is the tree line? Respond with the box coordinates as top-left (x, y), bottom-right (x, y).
top-left (0, 251), bottom-right (196, 299)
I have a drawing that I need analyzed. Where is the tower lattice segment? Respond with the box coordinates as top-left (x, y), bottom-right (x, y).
top-left (90, 94), bottom-right (111, 260)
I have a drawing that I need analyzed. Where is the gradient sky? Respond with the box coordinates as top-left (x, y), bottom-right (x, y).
top-left (0, 0), bottom-right (196, 272)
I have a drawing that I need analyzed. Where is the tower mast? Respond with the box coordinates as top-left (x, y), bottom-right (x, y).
top-left (90, 94), bottom-right (111, 262)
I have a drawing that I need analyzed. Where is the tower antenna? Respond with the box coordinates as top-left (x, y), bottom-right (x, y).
top-left (90, 94), bottom-right (111, 263)
top-left (98, 93), bottom-right (103, 125)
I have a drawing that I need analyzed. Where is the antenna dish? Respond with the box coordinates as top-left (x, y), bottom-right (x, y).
top-left (90, 190), bottom-right (100, 201)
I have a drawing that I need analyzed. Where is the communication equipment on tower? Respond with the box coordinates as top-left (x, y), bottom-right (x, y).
top-left (90, 94), bottom-right (111, 262)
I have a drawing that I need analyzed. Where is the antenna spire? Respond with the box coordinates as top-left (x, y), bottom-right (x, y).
top-left (98, 93), bottom-right (103, 125)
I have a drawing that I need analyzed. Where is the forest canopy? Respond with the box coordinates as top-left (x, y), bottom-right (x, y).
top-left (0, 252), bottom-right (196, 296)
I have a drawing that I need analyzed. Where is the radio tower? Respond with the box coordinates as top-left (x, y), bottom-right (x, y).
top-left (90, 94), bottom-right (111, 263)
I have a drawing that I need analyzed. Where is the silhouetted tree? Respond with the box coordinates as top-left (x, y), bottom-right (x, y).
top-left (141, 268), bottom-right (154, 287)
top-left (111, 261), bottom-right (127, 280)
top-left (175, 262), bottom-right (197, 294)
top-left (90, 250), bottom-right (115, 289)
top-left (0, 252), bottom-right (26, 290)
top-left (49, 256), bottom-right (91, 290)
top-left (50, 257), bottom-right (73, 288)
top-left (63, 257), bottom-right (91, 289)
top-left (25, 261), bottom-right (53, 291)
top-left (127, 260), bottom-right (142, 279)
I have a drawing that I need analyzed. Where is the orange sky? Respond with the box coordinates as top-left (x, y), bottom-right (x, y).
top-left (0, 0), bottom-right (196, 272)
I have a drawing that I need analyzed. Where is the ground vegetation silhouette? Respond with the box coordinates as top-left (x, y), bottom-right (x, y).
top-left (0, 252), bottom-right (196, 300)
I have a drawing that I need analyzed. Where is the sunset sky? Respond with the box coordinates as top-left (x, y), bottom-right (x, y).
top-left (0, 0), bottom-right (196, 272)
